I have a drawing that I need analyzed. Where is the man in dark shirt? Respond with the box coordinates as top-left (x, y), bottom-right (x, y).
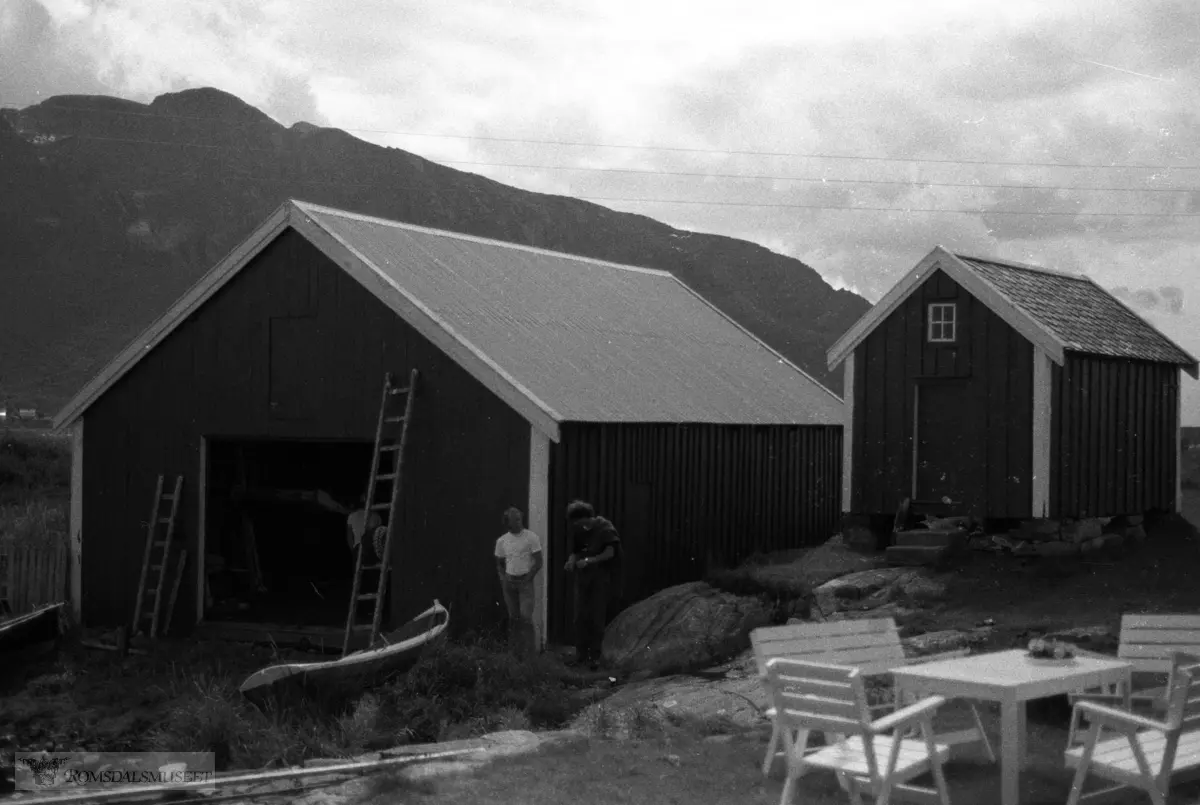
top-left (563, 499), bottom-right (621, 669)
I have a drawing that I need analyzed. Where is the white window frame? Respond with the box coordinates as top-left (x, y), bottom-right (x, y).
top-left (927, 302), bottom-right (957, 343)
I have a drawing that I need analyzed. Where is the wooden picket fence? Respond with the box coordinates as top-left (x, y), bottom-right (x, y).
top-left (0, 541), bottom-right (68, 615)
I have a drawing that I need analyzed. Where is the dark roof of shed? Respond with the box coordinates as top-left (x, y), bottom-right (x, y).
top-left (955, 255), bottom-right (1197, 367)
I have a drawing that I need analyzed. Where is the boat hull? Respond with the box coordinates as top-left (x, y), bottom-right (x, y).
top-left (238, 601), bottom-right (449, 703)
top-left (0, 602), bottom-right (65, 653)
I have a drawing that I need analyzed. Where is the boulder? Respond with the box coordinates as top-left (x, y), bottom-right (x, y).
top-left (1062, 519), bottom-right (1103, 544)
top-left (898, 573), bottom-right (948, 602)
top-left (570, 670), bottom-right (769, 737)
top-left (812, 568), bottom-right (948, 616)
top-left (812, 568), bottom-right (910, 615)
top-left (601, 582), bottom-right (772, 675)
top-left (766, 533), bottom-right (887, 590)
top-left (829, 602), bottom-right (918, 623)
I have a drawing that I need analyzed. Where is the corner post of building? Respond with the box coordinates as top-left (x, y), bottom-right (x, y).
top-left (1177, 370), bottom-right (1184, 514)
top-left (1031, 348), bottom-right (1052, 518)
top-left (69, 419), bottom-right (84, 623)
top-left (528, 426), bottom-right (551, 652)
top-left (841, 352), bottom-right (855, 513)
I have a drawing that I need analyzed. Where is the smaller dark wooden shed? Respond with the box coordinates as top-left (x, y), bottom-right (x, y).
top-left (54, 200), bottom-right (845, 648)
top-left (826, 246), bottom-right (1198, 527)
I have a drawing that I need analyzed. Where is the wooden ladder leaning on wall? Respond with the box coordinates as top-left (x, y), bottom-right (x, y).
top-left (132, 474), bottom-right (188, 638)
top-left (342, 369), bottom-right (419, 657)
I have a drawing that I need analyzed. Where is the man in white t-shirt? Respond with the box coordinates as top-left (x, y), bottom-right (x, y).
top-left (494, 506), bottom-right (543, 658)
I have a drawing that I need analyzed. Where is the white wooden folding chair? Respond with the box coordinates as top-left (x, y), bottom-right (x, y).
top-left (765, 656), bottom-right (953, 805)
top-left (1066, 614), bottom-right (1200, 746)
top-left (753, 619), bottom-right (993, 777)
top-left (1064, 652), bottom-right (1200, 805)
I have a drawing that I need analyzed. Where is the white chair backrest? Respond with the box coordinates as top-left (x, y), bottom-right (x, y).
top-left (752, 618), bottom-right (905, 678)
top-left (765, 657), bottom-right (873, 761)
top-left (1119, 615), bottom-right (1200, 674)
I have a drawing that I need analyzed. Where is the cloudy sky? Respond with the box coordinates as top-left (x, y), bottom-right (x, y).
top-left (3, 0), bottom-right (1200, 420)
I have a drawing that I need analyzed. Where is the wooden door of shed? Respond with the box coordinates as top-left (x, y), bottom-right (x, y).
top-left (914, 381), bottom-right (981, 509)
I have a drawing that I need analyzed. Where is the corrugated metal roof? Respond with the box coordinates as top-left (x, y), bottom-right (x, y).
top-left (301, 203), bottom-right (843, 425)
top-left (957, 254), bottom-right (1198, 367)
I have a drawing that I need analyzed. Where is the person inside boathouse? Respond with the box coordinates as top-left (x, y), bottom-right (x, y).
top-left (53, 199), bottom-right (845, 650)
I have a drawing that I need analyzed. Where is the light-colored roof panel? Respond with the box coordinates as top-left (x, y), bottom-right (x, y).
top-left (303, 204), bottom-right (843, 426)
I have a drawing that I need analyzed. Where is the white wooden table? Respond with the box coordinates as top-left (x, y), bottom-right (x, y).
top-left (892, 648), bottom-right (1132, 805)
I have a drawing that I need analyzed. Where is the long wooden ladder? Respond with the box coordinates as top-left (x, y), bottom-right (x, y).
top-left (132, 474), bottom-right (184, 638)
top-left (342, 369), bottom-right (418, 656)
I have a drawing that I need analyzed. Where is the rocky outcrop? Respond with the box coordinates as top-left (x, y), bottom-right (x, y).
top-left (745, 534), bottom-right (886, 600)
top-left (992, 516), bottom-right (1146, 558)
top-left (572, 648), bottom-right (768, 737)
top-left (811, 567), bottom-right (948, 618)
top-left (601, 582), bottom-right (772, 676)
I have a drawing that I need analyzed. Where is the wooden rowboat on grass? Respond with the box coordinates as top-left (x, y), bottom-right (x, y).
top-left (0, 602), bottom-right (65, 654)
top-left (238, 600), bottom-right (449, 703)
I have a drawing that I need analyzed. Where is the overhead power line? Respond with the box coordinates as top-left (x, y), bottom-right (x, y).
top-left (5, 98), bottom-right (1200, 171)
top-left (438, 160), bottom-right (1200, 194)
top-left (577, 196), bottom-right (1200, 217)
top-left (12, 127), bottom-right (1200, 217)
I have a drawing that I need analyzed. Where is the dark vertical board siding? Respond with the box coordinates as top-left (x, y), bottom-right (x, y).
top-left (986, 315), bottom-right (1009, 515)
top-left (546, 423), bottom-right (842, 643)
top-left (1169, 370), bottom-right (1180, 507)
top-left (865, 333), bottom-right (886, 513)
top-left (1064, 360), bottom-right (1077, 515)
top-left (82, 230), bottom-right (529, 633)
top-left (854, 268), bottom-right (1032, 519)
top-left (975, 296), bottom-right (993, 511)
top-left (1099, 362), bottom-right (1111, 511)
top-left (1004, 328), bottom-right (1033, 516)
top-left (903, 292), bottom-right (922, 500)
top-left (884, 311), bottom-right (905, 497)
top-left (1049, 365), bottom-right (1062, 517)
top-left (1135, 363), bottom-right (1145, 511)
top-left (1113, 362), bottom-right (1125, 513)
top-left (851, 345), bottom-right (868, 512)
top-left (1054, 355), bottom-right (1178, 518)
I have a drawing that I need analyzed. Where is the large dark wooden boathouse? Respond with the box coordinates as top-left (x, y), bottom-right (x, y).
top-left (54, 200), bottom-right (845, 647)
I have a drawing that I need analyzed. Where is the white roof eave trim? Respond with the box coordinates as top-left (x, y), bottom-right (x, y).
top-left (825, 246), bottom-right (1068, 371)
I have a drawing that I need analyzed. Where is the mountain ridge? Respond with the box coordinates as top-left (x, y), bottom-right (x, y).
top-left (0, 87), bottom-right (869, 413)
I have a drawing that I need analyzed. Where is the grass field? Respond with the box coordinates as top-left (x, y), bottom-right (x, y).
top-left (365, 708), bottom-right (1200, 805)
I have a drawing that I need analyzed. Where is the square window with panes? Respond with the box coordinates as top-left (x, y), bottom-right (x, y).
top-left (927, 302), bottom-right (957, 343)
